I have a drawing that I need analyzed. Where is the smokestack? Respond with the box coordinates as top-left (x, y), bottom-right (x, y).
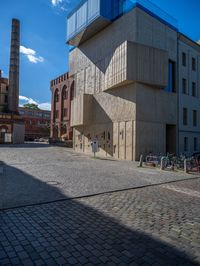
top-left (8, 18), bottom-right (20, 113)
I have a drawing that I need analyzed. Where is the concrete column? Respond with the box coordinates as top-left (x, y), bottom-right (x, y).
top-left (8, 19), bottom-right (20, 113)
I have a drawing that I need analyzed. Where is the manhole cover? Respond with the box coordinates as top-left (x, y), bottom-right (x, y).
top-left (46, 181), bottom-right (60, 186)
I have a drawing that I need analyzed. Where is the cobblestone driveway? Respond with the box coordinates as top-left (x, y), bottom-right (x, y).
top-left (0, 178), bottom-right (200, 265)
top-left (0, 143), bottom-right (197, 209)
top-left (0, 144), bottom-right (199, 265)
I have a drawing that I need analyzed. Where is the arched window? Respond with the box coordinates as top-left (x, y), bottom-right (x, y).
top-left (53, 89), bottom-right (59, 121)
top-left (54, 89), bottom-right (59, 102)
top-left (62, 85), bottom-right (68, 100)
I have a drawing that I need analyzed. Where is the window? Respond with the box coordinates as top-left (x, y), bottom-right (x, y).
top-left (63, 90), bottom-right (68, 100)
top-left (184, 137), bottom-right (188, 152)
top-left (182, 78), bottom-right (187, 94)
top-left (63, 108), bottom-right (68, 117)
top-left (183, 108), bottom-right (188, 125)
top-left (194, 137), bottom-right (198, 151)
top-left (4, 95), bottom-right (8, 103)
top-left (192, 58), bottom-right (196, 71)
top-left (55, 110), bottom-right (59, 119)
top-left (165, 60), bottom-right (176, 92)
top-left (192, 82), bottom-right (197, 97)
top-left (108, 131), bottom-right (111, 140)
top-left (193, 110), bottom-right (197, 127)
top-left (55, 90), bottom-right (59, 102)
top-left (182, 52), bottom-right (186, 66)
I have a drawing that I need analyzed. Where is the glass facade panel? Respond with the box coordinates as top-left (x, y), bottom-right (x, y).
top-left (76, 2), bottom-right (87, 31)
top-left (88, 0), bottom-right (100, 23)
top-left (67, 0), bottom-right (178, 43)
top-left (67, 13), bottom-right (76, 37)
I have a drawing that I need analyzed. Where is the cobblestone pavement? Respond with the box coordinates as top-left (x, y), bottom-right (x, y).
top-left (0, 143), bottom-right (198, 209)
top-left (0, 177), bottom-right (200, 265)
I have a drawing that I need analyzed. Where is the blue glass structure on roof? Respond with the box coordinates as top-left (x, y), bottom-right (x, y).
top-left (67, 0), bottom-right (178, 46)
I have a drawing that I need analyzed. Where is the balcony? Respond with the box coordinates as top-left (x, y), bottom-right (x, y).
top-left (102, 41), bottom-right (168, 92)
top-left (66, 0), bottom-right (178, 46)
top-left (70, 94), bottom-right (93, 127)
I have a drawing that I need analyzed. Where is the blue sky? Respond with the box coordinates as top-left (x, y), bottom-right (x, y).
top-left (0, 0), bottom-right (199, 110)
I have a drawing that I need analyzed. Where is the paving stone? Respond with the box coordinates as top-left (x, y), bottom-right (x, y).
top-left (0, 145), bottom-right (199, 265)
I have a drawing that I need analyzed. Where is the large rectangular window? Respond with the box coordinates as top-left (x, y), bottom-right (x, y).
top-left (193, 110), bottom-right (197, 127)
top-left (183, 108), bottom-right (188, 126)
top-left (165, 60), bottom-right (176, 92)
top-left (182, 52), bottom-right (186, 66)
top-left (184, 137), bottom-right (188, 152)
top-left (182, 78), bottom-right (187, 94)
top-left (194, 137), bottom-right (198, 151)
top-left (192, 82), bottom-right (197, 97)
top-left (192, 57), bottom-right (196, 71)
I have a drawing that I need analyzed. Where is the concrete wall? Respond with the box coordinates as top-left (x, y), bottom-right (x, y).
top-left (70, 7), bottom-right (178, 160)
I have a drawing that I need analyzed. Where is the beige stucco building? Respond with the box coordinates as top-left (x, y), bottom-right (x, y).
top-left (67, 0), bottom-right (200, 160)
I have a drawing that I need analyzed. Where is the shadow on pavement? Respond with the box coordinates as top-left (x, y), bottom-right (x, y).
top-left (0, 142), bottom-right (50, 149)
top-left (0, 161), bottom-right (199, 265)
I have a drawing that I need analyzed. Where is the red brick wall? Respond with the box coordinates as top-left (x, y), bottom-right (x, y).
top-left (50, 73), bottom-right (74, 141)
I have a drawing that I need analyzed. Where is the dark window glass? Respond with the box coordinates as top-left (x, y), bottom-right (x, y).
top-left (183, 108), bottom-right (188, 125)
top-left (182, 78), bottom-right (187, 94)
top-left (194, 137), bottom-right (198, 151)
top-left (165, 61), bottom-right (176, 92)
top-left (4, 95), bottom-right (8, 103)
top-left (192, 58), bottom-right (196, 71)
top-left (193, 110), bottom-right (197, 127)
top-left (63, 108), bottom-right (68, 117)
top-left (184, 137), bottom-right (188, 152)
top-left (182, 52), bottom-right (186, 66)
top-left (55, 110), bottom-right (59, 119)
top-left (192, 82), bottom-right (197, 97)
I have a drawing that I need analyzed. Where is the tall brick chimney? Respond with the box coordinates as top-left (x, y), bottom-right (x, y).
top-left (8, 19), bottom-right (20, 113)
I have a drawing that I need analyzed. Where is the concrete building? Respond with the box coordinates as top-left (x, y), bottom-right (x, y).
top-left (18, 107), bottom-right (51, 141)
top-left (50, 72), bottom-right (74, 141)
top-left (0, 19), bottom-right (24, 144)
top-left (178, 34), bottom-right (200, 156)
top-left (67, 0), bottom-right (200, 160)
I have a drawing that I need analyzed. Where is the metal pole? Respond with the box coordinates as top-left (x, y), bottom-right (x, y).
top-left (138, 155), bottom-right (143, 167)
top-left (161, 157), bottom-right (165, 170)
top-left (184, 159), bottom-right (188, 173)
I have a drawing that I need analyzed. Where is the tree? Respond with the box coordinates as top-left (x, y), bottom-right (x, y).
top-left (23, 103), bottom-right (40, 110)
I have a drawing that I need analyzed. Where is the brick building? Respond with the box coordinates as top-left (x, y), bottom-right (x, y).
top-left (18, 107), bottom-right (51, 141)
top-left (50, 72), bottom-right (74, 141)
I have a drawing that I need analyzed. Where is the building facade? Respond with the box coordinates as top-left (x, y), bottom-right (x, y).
top-left (50, 72), bottom-right (74, 141)
top-left (18, 107), bottom-right (50, 141)
top-left (67, 0), bottom-right (200, 160)
top-left (178, 34), bottom-right (200, 156)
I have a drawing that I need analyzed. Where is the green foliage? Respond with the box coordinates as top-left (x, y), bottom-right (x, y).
top-left (23, 103), bottom-right (40, 110)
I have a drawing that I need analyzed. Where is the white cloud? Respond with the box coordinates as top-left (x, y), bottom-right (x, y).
top-left (51, 0), bottom-right (63, 6)
top-left (19, 95), bottom-right (51, 111)
top-left (51, 0), bottom-right (70, 12)
top-left (197, 40), bottom-right (200, 45)
top-left (38, 103), bottom-right (51, 111)
top-left (20, 45), bottom-right (44, 64)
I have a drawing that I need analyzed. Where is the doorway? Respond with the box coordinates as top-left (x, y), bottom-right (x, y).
top-left (166, 125), bottom-right (176, 154)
